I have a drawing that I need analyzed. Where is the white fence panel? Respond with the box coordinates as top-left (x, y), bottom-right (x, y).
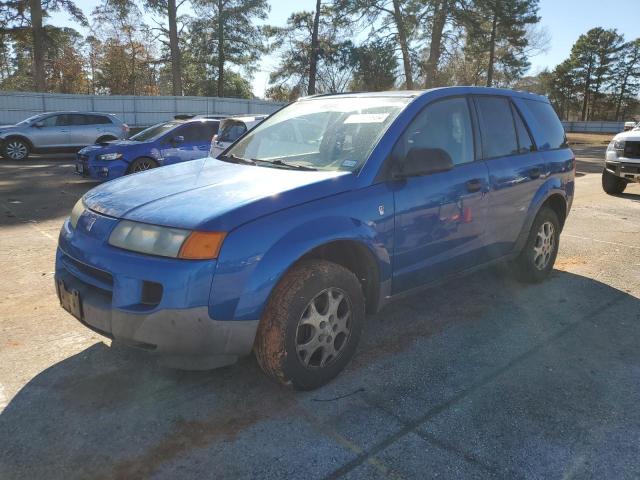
top-left (562, 121), bottom-right (624, 134)
top-left (0, 91), bottom-right (286, 127)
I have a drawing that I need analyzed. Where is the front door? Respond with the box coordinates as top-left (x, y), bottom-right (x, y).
top-left (391, 96), bottom-right (490, 294)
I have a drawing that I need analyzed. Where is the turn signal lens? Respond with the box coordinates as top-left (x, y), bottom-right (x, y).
top-left (178, 231), bottom-right (226, 259)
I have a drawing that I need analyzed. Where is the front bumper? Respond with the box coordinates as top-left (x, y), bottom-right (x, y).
top-left (605, 160), bottom-right (640, 182)
top-left (55, 213), bottom-right (258, 369)
top-left (76, 154), bottom-right (129, 182)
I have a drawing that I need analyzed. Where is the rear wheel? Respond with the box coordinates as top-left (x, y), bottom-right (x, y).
top-left (254, 260), bottom-right (365, 390)
top-left (602, 168), bottom-right (627, 195)
top-left (127, 157), bottom-right (158, 174)
top-left (513, 207), bottom-right (560, 283)
top-left (2, 138), bottom-right (30, 160)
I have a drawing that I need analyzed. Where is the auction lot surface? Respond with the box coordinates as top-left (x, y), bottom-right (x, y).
top-left (1, 147), bottom-right (639, 479)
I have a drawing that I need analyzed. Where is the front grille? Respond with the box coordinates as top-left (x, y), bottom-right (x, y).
top-left (621, 163), bottom-right (640, 174)
top-left (62, 254), bottom-right (113, 291)
top-left (623, 141), bottom-right (640, 159)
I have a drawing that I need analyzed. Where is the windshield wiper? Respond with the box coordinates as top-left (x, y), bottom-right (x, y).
top-left (255, 159), bottom-right (317, 171)
top-left (219, 154), bottom-right (256, 166)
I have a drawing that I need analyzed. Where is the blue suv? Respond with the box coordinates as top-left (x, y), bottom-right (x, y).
top-left (76, 118), bottom-right (220, 181)
top-left (56, 87), bottom-right (574, 389)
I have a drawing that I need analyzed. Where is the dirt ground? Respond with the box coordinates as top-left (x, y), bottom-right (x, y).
top-left (1, 148), bottom-right (639, 479)
top-left (566, 132), bottom-right (615, 145)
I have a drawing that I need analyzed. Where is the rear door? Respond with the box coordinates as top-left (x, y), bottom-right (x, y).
top-left (391, 96), bottom-right (490, 293)
top-left (64, 114), bottom-right (98, 147)
top-left (473, 95), bottom-right (544, 258)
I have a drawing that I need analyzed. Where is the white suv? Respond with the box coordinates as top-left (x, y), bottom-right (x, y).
top-left (603, 128), bottom-right (640, 194)
top-left (209, 115), bottom-right (267, 158)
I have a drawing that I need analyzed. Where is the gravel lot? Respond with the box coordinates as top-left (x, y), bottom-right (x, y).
top-left (1, 147), bottom-right (639, 479)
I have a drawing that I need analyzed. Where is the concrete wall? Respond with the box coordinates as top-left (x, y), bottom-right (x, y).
top-left (0, 91), bottom-right (286, 127)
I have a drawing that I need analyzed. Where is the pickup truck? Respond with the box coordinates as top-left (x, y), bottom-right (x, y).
top-left (55, 87), bottom-right (575, 390)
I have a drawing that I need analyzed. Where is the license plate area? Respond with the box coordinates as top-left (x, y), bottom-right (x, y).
top-left (57, 280), bottom-right (83, 320)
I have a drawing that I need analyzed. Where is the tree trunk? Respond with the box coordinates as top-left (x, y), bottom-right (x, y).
top-left (580, 62), bottom-right (592, 121)
top-left (216, 0), bottom-right (225, 97)
top-left (485, 7), bottom-right (498, 87)
top-left (307, 0), bottom-right (321, 95)
top-left (29, 0), bottom-right (46, 92)
top-left (168, 0), bottom-right (182, 96)
top-left (392, 0), bottom-right (413, 89)
top-left (424, 0), bottom-right (449, 88)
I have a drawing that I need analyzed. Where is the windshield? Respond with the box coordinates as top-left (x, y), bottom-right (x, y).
top-left (225, 96), bottom-right (410, 172)
top-left (131, 122), bottom-right (180, 141)
top-left (16, 114), bottom-right (45, 126)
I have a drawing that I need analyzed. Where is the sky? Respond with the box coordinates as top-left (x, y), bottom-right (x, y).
top-left (48, 0), bottom-right (640, 98)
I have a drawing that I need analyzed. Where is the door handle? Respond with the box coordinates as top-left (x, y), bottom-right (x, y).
top-left (466, 178), bottom-right (482, 193)
top-left (529, 167), bottom-right (542, 179)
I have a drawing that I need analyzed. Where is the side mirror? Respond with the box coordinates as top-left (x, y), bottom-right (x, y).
top-left (172, 135), bottom-right (184, 145)
top-left (33, 121), bottom-right (44, 128)
top-left (394, 147), bottom-right (454, 179)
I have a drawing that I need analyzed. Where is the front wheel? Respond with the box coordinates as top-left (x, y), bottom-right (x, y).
top-left (2, 138), bottom-right (30, 160)
top-left (254, 260), bottom-right (365, 390)
top-left (127, 157), bottom-right (158, 174)
top-left (513, 207), bottom-right (560, 283)
top-left (602, 168), bottom-right (627, 195)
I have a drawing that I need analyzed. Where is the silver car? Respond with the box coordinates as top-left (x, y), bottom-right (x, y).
top-left (0, 112), bottom-right (129, 160)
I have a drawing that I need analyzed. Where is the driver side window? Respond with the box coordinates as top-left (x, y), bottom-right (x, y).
top-left (400, 97), bottom-right (475, 167)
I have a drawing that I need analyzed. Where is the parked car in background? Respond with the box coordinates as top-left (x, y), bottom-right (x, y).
top-left (0, 112), bottom-right (128, 160)
top-left (603, 129), bottom-right (640, 194)
top-left (56, 87), bottom-right (574, 389)
top-left (623, 121), bottom-right (637, 131)
top-left (75, 118), bottom-right (220, 181)
top-left (209, 115), bottom-right (268, 157)
top-left (174, 114), bottom-right (228, 120)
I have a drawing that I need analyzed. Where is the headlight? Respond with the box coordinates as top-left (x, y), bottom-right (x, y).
top-left (108, 220), bottom-right (226, 259)
top-left (69, 198), bottom-right (85, 229)
top-left (607, 139), bottom-right (625, 154)
top-left (98, 152), bottom-right (123, 161)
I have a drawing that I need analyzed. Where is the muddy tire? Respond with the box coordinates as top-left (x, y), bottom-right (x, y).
top-left (602, 168), bottom-right (627, 195)
top-left (254, 260), bottom-right (365, 390)
top-left (127, 157), bottom-right (158, 174)
top-left (513, 207), bottom-right (560, 283)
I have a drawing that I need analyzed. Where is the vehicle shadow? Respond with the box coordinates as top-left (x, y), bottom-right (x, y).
top-left (1, 268), bottom-right (639, 479)
top-left (0, 158), bottom-right (98, 226)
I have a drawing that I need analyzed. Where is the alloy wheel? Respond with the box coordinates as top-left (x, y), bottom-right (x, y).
top-left (533, 221), bottom-right (556, 270)
top-left (295, 287), bottom-right (352, 368)
top-left (6, 141), bottom-right (27, 160)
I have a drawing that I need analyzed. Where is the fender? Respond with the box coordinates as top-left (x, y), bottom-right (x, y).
top-left (513, 175), bottom-right (569, 254)
top-left (208, 184), bottom-right (394, 321)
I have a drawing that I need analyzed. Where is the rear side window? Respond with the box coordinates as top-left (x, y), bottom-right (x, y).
top-left (475, 96), bottom-right (518, 159)
top-left (511, 104), bottom-right (534, 153)
top-left (522, 100), bottom-right (567, 150)
top-left (86, 115), bottom-right (111, 125)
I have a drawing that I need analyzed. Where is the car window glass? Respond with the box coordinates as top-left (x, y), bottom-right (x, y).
top-left (522, 99), bottom-right (567, 150)
top-left (218, 122), bottom-right (247, 142)
top-left (176, 123), bottom-right (219, 143)
top-left (86, 115), bottom-right (111, 125)
top-left (475, 96), bottom-right (519, 158)
top-left (400, 97), bottom-right (474, 166)
top-left (69, 114), bottom-right (88, 126)
top-left (511, 104), bottom-right (534, 153)
top-left (40, 115), bottom-right (58, 127)
top-left (55, 114), bottom-right (73, 127)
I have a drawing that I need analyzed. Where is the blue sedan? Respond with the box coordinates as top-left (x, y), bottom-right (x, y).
top-left (75, 118), bottom-right (220, 181)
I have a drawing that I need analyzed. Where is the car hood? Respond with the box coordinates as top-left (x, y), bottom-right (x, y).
top-left (614, 130), bottom-right (640, 142)
top-left (83, 157), bottom-right (354, 231)
top-left (80, 139), bottom-right (142, 153)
